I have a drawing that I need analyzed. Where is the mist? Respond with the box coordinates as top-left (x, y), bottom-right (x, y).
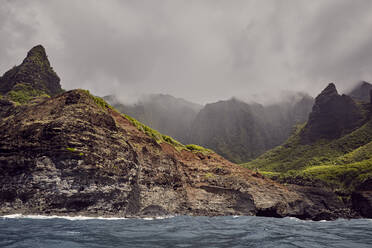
top-left (1, 0), bottom-right (372, 104)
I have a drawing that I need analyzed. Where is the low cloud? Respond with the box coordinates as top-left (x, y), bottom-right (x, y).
top-left (1, 0), bottom-right (372, 104)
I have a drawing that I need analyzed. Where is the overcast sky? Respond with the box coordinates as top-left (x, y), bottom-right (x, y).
top-left (1, 0), bottom-right (372, 104)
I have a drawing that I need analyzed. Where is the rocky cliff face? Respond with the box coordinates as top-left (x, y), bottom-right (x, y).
top-left (0, 45), bottom-right (62, 102)
top-left (301, 83), bottom-right (366, 143)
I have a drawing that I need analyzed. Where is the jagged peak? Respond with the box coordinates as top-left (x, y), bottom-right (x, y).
top-left (301, 82), bottom-right (366, 143)
top-left (319, 83), bottom-right (338, 97)
top-left (27, 45), bottom-right (47, 57)
top-left (0, 44), bottom-right (61, 98)
top-left (311, 83), bottom-right (339, 107)
top-left (22, 44), bottom-right (50, 67)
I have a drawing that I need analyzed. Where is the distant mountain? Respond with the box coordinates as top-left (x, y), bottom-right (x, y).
top-left (189, 94), bottom-right (314, 163)
top-left (189, 99), bottom-right (270, 163)
top-left (107, 92), bottom-right (314, 163)
top-left (348, 81), bottom-right (372, 102)
top-left (0, 45), bottom-right (62, 103)
top-left (244, 83), bottom-right (372, 217)
top-left (104, 94), bottom-right (202, 143)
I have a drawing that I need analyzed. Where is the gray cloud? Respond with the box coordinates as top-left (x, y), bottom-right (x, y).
top-left (1, 0), bottom-right (372, 104)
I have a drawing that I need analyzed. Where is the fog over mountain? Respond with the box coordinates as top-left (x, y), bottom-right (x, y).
top-left (1, 0), bottom-right (372, 104)
top-left (106, 92), bottom-right (314, 163)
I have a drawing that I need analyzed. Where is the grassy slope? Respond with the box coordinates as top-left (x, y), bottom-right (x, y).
top-left (243, 115), bottom-right (372, 193)
top-left (6, 83), bottom-right (50, 104)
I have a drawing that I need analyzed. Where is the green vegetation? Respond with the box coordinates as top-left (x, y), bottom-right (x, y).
top-left (122, 112), bottom-right (187, 150)
top-left (185, 144), bottom-right (213, 154)
top-left (261, 159), bottom-right (372, 193)
top-left (205, 172), bottom-right (216, 179)
top-left (80, 89), bottom-right (113, 110)
top-left (66, 147), bottom-right (84, 156)
top-left (123, 112), bottom-right (213, 153)
top-left (66, 147), bottom-right (77, 152)
top-left (6, 83), bottom-right (49, 104)
top-left (244, 121), bottom-right (372, 172)
top-left (243, 119), bottom-right (372, 192)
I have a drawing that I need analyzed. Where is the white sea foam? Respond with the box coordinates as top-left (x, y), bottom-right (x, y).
top-left (287, 217), bottom-right (310, 222)
top-left (1, 214), bottom-right (126, 221)
top-left (1, 214), bottom-right (176, 221)
top-left (143, 215), bottom-right (175, 220)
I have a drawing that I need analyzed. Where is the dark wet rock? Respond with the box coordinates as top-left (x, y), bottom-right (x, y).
top-left (352, 191), bottom-right (372, 218)
top-left (287, 185), bottom-right (358, 220)
top-left (352, 179), bottom-right (372, 218)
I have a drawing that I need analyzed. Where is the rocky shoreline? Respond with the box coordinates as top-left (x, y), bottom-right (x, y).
top-left (0, 89), bottom-right (369, 221)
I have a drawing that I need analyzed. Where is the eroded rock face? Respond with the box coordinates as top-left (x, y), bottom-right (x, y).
top-left (0, 45), bottom-right (62, 96)
top-left (301, 83), bottom-right (365, 143)
top-left (0, 90), bottom-right (351, 220)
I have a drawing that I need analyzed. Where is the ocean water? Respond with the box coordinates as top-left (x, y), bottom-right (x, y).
top-left (1, 215), bottom-right (371, 248)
